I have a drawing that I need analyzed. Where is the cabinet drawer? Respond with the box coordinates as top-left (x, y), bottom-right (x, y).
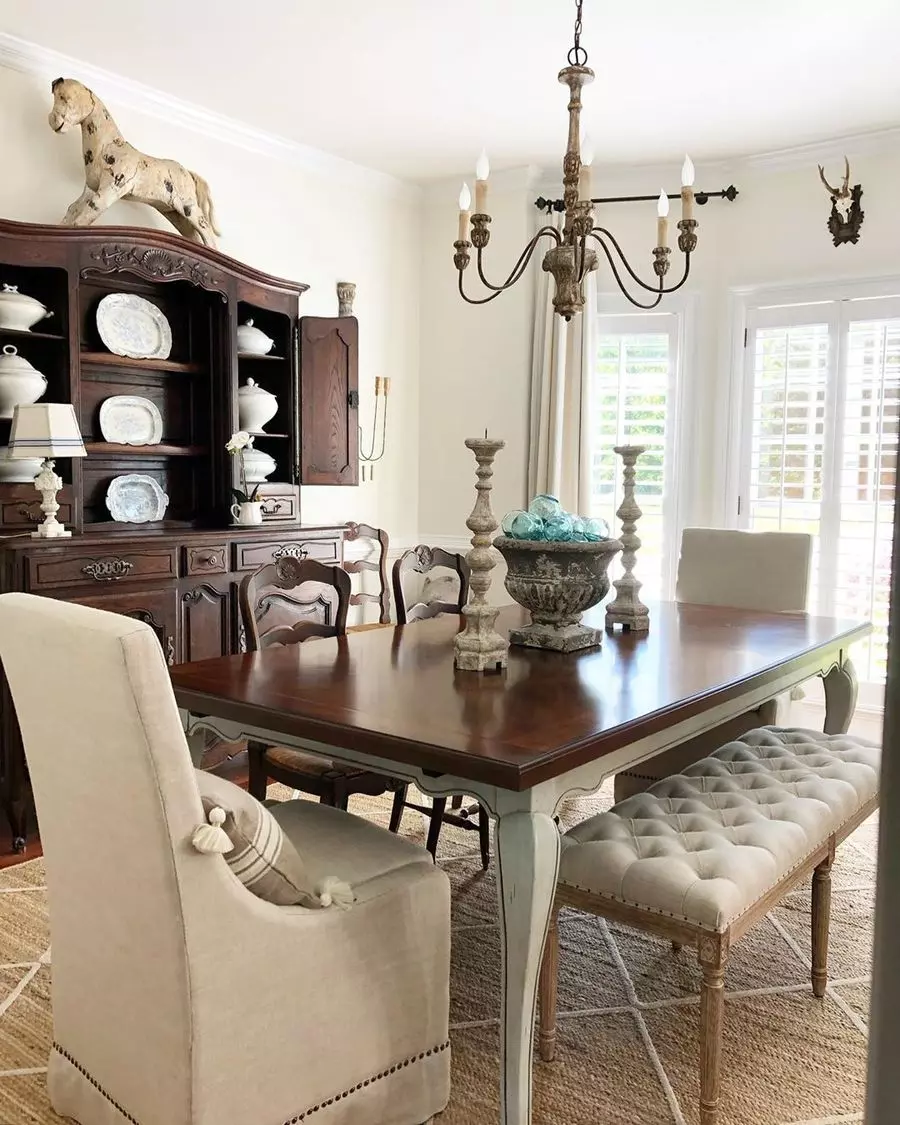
top-left (184, 544), bottom-right (228, 576)
top-left (233, 537), bottom-right (341, 572)
top-left (258, 486), bottom-right (299, 524)
top-left (26, 547), bottom-right (178, 591)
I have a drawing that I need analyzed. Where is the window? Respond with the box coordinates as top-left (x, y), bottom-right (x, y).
top-left (590, 311), bottom-right (681, 598)
top-left (736, 288), bottom-right (900, 688)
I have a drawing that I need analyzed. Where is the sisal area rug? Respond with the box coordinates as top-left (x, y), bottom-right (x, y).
top-left (0, 780), bottom-right (876, 1125)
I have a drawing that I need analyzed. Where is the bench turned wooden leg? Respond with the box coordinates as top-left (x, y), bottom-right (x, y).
top-left (698, 936), bottom-right (728, 1125)
top-left (538, 910), bottom-right (560, 1063)
top-left (812, 855), bottom-right (833, 998)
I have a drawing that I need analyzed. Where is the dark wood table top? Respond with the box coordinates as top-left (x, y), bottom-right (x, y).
top-left (170, 602), bottom-right (870, 791)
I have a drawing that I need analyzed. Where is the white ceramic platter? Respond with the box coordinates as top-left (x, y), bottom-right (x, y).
top-left (99, 396), bottom-right (163, 446)
top-left (106, 474), bottom-right (169, 523)
top-left (96, 294), bottom-right (173, 360)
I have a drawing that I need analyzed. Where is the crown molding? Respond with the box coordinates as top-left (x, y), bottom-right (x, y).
top-left (0, 32), bottom-right (419, 201)
top-left (738, 125), bottom-right (900, 172)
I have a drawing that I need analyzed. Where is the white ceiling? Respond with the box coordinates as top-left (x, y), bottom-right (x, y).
top-left (3, 0), bottom-right (899, 183)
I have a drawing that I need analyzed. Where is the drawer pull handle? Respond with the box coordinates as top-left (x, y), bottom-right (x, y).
top-left (17, 505), bottom-right (42, 524)
top-left (198, 553), bottom-right (221, 567)
top-left (82, 558), bottom-right (134, 582)
top-left (260, 499), bottom-right (283, 515)
top-left (272, 544), bottom-right (308, 561)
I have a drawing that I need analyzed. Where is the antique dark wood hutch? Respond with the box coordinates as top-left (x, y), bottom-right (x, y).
top-left (0, 217), bottom-right (360, 850)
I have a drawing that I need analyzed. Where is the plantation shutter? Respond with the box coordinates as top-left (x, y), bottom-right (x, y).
top-left (591, 312), bottom-right (679, 598)
top-left (740, 294), bottom-right (900, 685)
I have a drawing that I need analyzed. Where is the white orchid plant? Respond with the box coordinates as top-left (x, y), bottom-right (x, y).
top-left (226, 431), bottom-right (261, 504)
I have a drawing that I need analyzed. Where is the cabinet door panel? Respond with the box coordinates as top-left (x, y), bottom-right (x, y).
top-left (180, 578), bottom-right (234, 663)
top-left (299, 316), bottom-right (358, 485)
top-left (66, 587), bottom-right (178, 666)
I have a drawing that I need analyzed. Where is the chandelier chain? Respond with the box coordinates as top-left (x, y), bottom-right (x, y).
top-left (567, 0), bottom-right (588, 66)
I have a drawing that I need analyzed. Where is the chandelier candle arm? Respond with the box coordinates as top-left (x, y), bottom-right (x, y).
top-left (475, 151), bottom-right (490, 215)
top-left (657, 190), bottom-right (669, 248)
top-left (579, 135), bottom-right (593, 201)
top-left (458, 182), bottom-right (472, 242)
top-left (453, 436), bottom-right (509, 673)
top-left (681, 155), bottom-right (695, 222)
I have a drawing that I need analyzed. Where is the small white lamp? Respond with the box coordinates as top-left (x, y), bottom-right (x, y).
top-left (8, 403), bottom-right (86, 539)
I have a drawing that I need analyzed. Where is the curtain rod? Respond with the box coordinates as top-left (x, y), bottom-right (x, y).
top-left (533, 185), bottom-right (739, 214)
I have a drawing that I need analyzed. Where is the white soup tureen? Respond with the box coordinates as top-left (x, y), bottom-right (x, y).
top-left (0, 346), bottom-right (48, 420)
top-left (0, 285), bottom-right (53, 332)
top-left (237, 378), bottom-right (278, 433)
top-left (237, 319), bottom-right (275, 356)
top-left (0, 445), bottom-right (42, 483)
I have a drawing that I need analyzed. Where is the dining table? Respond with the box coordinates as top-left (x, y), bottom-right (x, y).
top-left (170, 599), bottom-right (869, 1125)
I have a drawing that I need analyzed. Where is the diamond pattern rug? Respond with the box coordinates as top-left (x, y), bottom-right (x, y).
top-left (0, 779), bottom-right (876, 1125)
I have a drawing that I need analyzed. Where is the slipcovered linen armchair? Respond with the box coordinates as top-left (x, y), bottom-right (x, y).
top-left (0, 593), bottom-right (450, 1125)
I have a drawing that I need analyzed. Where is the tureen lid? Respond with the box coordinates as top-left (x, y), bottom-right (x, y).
top-left (0, 284), bottom-right (46, 306)
top-left (0, 345), bottom-right (45, 374)
top-left (238, 378), bottom-right (275, 398)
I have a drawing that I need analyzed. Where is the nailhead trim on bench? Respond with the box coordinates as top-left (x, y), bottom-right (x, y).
top-left (53, 1038), bottom-right (451, 1125)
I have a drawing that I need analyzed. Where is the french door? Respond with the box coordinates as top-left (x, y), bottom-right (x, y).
top-left (736, 290), bottom-right (900, 694)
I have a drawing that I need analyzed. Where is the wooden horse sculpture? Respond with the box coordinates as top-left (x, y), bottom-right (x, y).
top-left (48, 78), bottom-right (220, 247)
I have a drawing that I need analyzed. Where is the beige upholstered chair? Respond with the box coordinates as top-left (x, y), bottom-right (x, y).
top-left (614, 528), bottom-right (813, 801)
top-left (0, 592), bottom-right (450, 1125)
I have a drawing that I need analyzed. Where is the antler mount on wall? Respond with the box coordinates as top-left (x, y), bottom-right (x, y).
top-left (817, 157), bottom-right (864, 247)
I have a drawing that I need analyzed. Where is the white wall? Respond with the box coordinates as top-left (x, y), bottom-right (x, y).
top-left (0, 60), bottom-right (422, 544)
top-left (417, 143), bottom-right (900, 539)
top-left (418, 168), bottom-right (537, 545)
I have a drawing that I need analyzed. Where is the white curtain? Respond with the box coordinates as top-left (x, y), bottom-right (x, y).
top-left (527, 213), bottom-right (597, 515)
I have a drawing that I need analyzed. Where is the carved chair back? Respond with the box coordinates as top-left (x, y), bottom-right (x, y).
top-left (392, 545), bottom-right (471, 625)
top-left (240, 557), bottom-right (351, 651)
top-left (343, 522), bottom-right (391, 625)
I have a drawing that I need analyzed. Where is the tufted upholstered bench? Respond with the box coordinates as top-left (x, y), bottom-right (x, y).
top-left (538, 727), bottom-right (880, 1125)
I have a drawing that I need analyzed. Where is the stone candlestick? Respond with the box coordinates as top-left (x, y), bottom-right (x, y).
top-left (605, 444), bottom-right (650, 633)
top-left (454, 436), bottom-right (509, 673)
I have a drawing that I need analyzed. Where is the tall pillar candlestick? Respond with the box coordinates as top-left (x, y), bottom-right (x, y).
top-left (454, 436), bottom-right (509, 673)
top-left (605, 445), bottom-right (650, 633)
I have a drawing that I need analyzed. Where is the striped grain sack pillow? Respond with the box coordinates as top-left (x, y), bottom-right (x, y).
top-left (192, 770), bottom-right (352, 909)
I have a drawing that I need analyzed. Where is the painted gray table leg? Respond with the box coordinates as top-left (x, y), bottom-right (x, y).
top-left (823, 657), bottom-right (859, 734)
top-left (494, 808), bottom-right (561, 1125)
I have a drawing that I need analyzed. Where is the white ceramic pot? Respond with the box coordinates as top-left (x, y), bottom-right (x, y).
top-left (0, 346), bottom-right (48, 420)
top-left (0, 285), bottom-right (53, 332)
top-left (0, 445), bottom-right (42, 483)
top-left (231, 501), bottom-right (263, 526)
top-left (242, 447), bottom-right (277, 483)
top-left (237, 378), bottom-right (278, 433)
top-left (237, 319), bottom-right (274, 356)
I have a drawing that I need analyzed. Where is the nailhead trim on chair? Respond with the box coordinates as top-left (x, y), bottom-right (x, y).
top-left (280, 1040), bottom-right (451, 1124)
top-left (52, 1039), bottom-right (451, 1125)
top-left (52, 1044), bottom-right (139, 1125)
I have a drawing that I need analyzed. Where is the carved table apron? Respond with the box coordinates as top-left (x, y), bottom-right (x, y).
top-left (171, 601), bottom-right (869, 1125)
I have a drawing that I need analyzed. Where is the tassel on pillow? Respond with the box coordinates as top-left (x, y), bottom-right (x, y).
top-left (316, 876), bottom-right (354, 910)
top-left (192, 807), bottom-right (234, 855)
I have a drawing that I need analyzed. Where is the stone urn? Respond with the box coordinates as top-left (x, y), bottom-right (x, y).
top-left (494, 536), bottom-right (623, 652)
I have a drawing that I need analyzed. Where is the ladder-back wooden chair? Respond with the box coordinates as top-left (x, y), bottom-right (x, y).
top-left (240, 556), bottom-right (398, 812)
top-left (343, 521), bottom-right (391, 629)
top-left (390, 545), bottom-right (490, 868)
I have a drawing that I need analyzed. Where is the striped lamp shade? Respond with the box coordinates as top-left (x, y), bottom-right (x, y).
top-left (8, 404), bottom-right (86, 460)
